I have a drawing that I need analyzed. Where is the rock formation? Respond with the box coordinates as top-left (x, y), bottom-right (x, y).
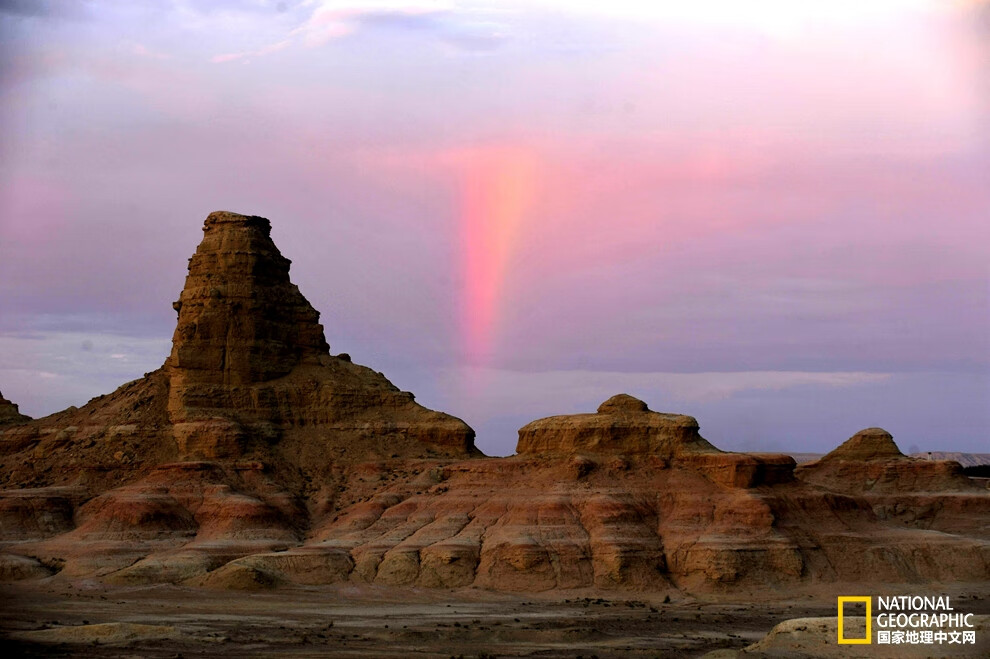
top-left (0, 211), bottom-right (987, 595)
top-left (518, 394), bottom-right (796, 488)
top-left (0, 212), bottom-right (476, 488)
top-left (796, 427), bottom-right (977, 494)
top-left (0, 211), bottom-right (478, 577)
top-left (702, 615), bottom-right (990, 658)
top-left (792, 427), bottom-right (986, 546)
top-left (0, 390), bottom-right (29, 426)
top-left (164, 211), bottom-right (476, 461)
top-left (818, 427), bottom-right (904, 461)
top-left (517, 393), bottom-right (716, 458)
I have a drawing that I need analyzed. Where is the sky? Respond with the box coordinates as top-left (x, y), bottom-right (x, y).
top-left (1, 0), bottom-right (988, 456)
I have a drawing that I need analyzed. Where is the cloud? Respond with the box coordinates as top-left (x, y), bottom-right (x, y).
top-left (439, 368), bottom-right (893, 414)
top-left (0, 330), bottom-right (171, 417)
top-left (210, 0), bottom-right (506, 62)
top-left (293, 0), bottom-right (453, 44)
top-left (406, 366), bottom-right (906, 455)
top-left (211, 38), bottom-right (291, 63)
top-left (130, 42), bottom-right (172, 61)
top-left (0, 0), bottom-right (90, 20)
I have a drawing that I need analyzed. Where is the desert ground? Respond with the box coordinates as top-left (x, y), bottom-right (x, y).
top-left (2, 581), bottom-right (988, 658)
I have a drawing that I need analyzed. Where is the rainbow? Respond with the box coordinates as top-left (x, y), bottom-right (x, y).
top-left (458, 146), bottom-right (536, 366)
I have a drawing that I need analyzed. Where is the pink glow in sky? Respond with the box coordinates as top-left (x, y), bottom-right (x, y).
top-left (0, 0), bottom-right (988, 455)
top-left (458, 146), bottom-right (536, 365)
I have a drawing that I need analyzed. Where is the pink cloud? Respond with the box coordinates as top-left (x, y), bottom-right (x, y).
top-left (210, 39), bottom-right (292, 63)
top-left (210, 1), bottom-right (452, 63)
top-left (130, 43), bottom-right (172, 61)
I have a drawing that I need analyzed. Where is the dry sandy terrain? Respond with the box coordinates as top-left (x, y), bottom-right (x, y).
top-left (2, 582), bottom-right (988, 658)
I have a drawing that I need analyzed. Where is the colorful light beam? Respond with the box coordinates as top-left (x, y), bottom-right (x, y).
top-left (458, 146), bottom-right (537, 366)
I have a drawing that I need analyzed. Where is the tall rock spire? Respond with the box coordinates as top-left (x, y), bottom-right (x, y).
top-left (167, 211), bottom-right (329, 387)
top-left (164, 211), bottom-right (476, 459)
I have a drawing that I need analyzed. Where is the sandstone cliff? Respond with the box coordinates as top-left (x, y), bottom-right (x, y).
top-left (0, 211), bottom-right (987, 595)
top-left (164, 211), bottom-right (476, 462)
top-left (0, 212), bottom-right (476, 491)
top-left (518, 394), bottom-right (796, 488)
top-left (517, 393), bottom-right (715, 458)
top-left (793, 427), bottom-right (986, 547)
top-left (795, 427), bottom-right (977, 494)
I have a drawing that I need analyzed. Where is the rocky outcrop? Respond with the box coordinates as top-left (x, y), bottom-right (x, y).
top-left (517, 394), bottom-right (795, 488)
top-left (819, 427), bottom-right (904, 461)
top-left (0, 372), bottom-right (175, 492)
top-left (164, 211), bottom-right (476, 460)
top-left (795, 428), bottom-right (976, 494)
top-left (165, 211), bottom-right (327, 451)
top-left (0, 390), bottom-right (29, 426)
top-left (168, 212), bottom-right (329, 388)
top-left (0, 211), bottom-right (987, 595)
top-left (23, 447), bottom-right (978, 593)
top-left (0, 212), bottom-right (476, 490)
top-left (0, 211), bottom-right (478, 578)
top-left (517, 394), bottom-right (715, 458)
top-left (792, 428), bottom-right (987, 557)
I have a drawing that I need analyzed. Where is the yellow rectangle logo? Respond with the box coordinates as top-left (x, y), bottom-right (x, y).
top-left (837, 596), bottom-right (872, 644)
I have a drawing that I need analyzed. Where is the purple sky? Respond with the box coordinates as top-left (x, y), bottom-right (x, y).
top-left (1, 0), bottom-right (988, 455)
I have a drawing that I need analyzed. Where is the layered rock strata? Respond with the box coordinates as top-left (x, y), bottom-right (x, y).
top-left (793, 427), bottom-right (986, 544)
top-left (518, 394), bottom-right (795, 488)
top-left (0, 211), bottom-right (987, 594)
top-left (164, 211), bottom-right (476, 460)
top-left (796, 427), bottom-right (977, 494)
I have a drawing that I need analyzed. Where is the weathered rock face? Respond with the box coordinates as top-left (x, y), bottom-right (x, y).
top-left (0, 391), bottom-right (29, 426)
top-left (160, 211), bottom-right (476, 460)
top-left (0, 212), bottom-right (476, 487)
top-left (792, 428), bottom-right (985, 550)
top-left (166, 212), bottom-right (329, 417)
top-left (0, 212), bottom-right (987, 596)
top-left (819, 427), bottom-right (904, 461)
top-left (517, 394), bottom-right (716, 458)
top-left (517, 394), bottom-right (796, 488)
top-left (0, 212), bottom-right (477, 536)
top-left (795, 428), bottom-right (976, 494)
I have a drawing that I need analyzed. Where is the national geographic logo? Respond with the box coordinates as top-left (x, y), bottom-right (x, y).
top-left (837, 595), bottom-right (977, 646)
top-left (837, 596), bottom-right (871, 644)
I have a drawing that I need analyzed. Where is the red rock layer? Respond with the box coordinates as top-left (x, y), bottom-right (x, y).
top-left (1, 212), bottom-right (987, 595)
top-left (4, 448), bottom-right (987, 592)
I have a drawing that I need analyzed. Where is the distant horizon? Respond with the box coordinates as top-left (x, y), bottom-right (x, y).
top-left (2, 1), bottom-right (988, 455)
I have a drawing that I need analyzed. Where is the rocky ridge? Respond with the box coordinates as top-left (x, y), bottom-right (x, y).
top-left (796, 427), bottom-right (975, 493)
top-left (0, 390), bottom-right (29, 426)
top-left (0, 211), bottom-right (987, 595)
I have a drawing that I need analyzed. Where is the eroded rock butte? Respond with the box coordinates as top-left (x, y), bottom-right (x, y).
top-left (0, 211), bottom-right (986, 594)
